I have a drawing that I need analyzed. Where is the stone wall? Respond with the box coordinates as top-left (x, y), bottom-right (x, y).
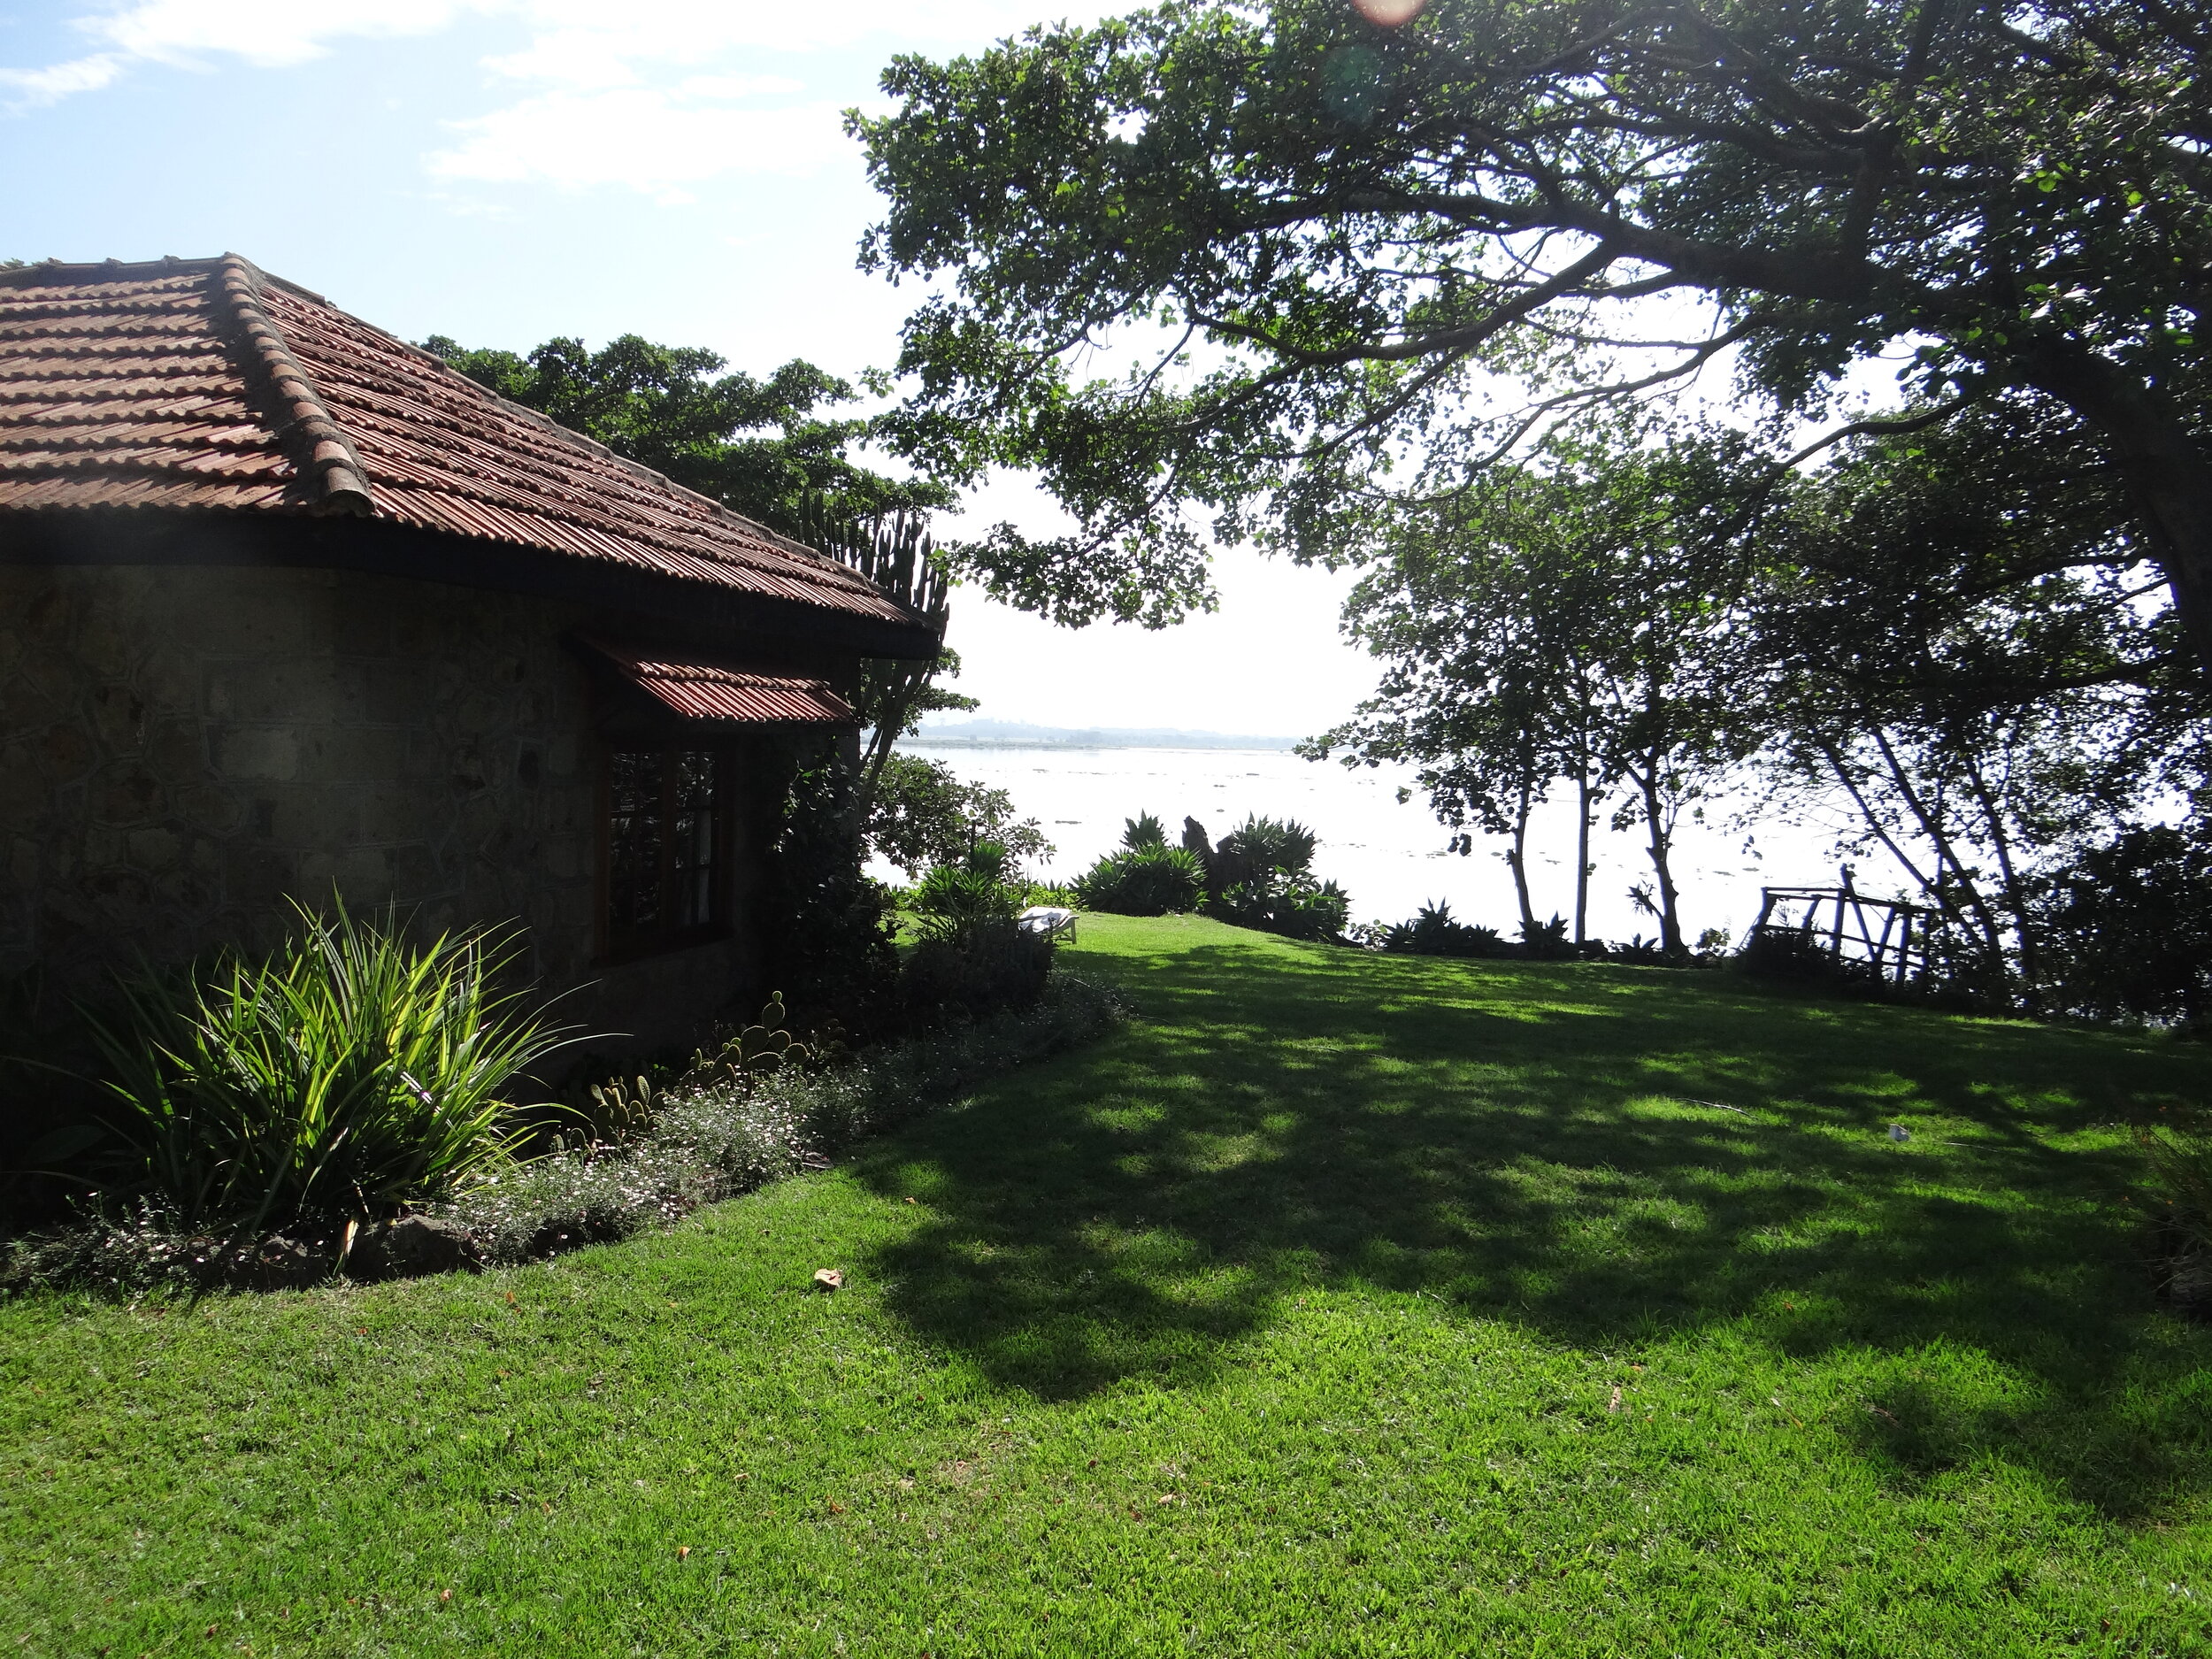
top-left (0, 561), bottom-right (778, 1054)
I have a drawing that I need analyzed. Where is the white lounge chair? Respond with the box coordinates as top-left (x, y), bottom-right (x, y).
top-left (1017, 905), bottom-right (1078, 942)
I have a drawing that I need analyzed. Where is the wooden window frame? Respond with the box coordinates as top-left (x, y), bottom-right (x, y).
top-left (595, 745), bottom-right (734, 963)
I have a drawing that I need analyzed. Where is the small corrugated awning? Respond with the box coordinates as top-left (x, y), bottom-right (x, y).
top-left (580, 637), bottom-right (856, 726)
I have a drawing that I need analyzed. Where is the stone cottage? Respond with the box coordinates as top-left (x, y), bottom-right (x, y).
top-left (0, 255), bottom-right (936, 1047)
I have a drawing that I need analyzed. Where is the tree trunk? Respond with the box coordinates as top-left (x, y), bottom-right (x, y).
top-left (1814, 733), bottom-right (1957, 926)
top-left (2019, 339), bottom-right (2212, 678)
top-left (1507, 777), bottom-right (1538, 938)
top-left (1961, 746), bottom-right (2040, 1002)
top-left (1573, 758), bottom-right (1593, 949)
top-left (1866, 727), bottom-right (2010, 976)
top-left (1633, 758), bottom-right (1685, 956)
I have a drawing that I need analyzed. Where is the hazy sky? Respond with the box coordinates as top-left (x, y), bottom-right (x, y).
top-left (2, 0), bottom-right (1383, 735)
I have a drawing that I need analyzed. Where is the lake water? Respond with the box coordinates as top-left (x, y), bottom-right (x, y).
top-left (891, 742), bottom-right (1863, 944)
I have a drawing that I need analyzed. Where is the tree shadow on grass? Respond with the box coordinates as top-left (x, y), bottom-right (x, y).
top-left (848, 929), bottom-right (2212, 1519)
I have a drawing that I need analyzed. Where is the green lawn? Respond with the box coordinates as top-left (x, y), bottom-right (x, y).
top-left (5, 914), bottom-right (2210, 1655)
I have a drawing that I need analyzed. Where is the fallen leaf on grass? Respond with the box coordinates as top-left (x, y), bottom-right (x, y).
top-left (812, 1269), bottom-right (844, 1293)
top-left (1608, 1387), bottom-right (1622, 1414)
top-left (676, 1547), bottom-right (691, 1560)
top-left (826, 1502), bottom-right (847, 1515)
top-left (439, 1590), bottom-right (451, 1603)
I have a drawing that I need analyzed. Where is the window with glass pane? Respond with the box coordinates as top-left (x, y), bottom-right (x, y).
top-left (672, 751), bottom-right (718, 929)
top-left (606, 749), bottom-right (723, 949)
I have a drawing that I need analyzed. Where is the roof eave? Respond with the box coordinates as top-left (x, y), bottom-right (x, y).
top-left (0, 505), bottom-right (945, 661)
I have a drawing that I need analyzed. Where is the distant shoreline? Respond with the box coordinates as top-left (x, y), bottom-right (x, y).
top-left (905, 737), bottom-right (1302, 754)
top-left (907, 721), bottom-right (1302, 752)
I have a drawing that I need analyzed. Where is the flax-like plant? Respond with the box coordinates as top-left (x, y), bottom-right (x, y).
top-left (88, 902), bottom-right (572, 1235)
top-left (2142, 1109), bottom-right (2212, 1263)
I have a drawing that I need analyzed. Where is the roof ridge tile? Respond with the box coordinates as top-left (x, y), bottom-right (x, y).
top-left (208, 257), bottom-right (373, 518)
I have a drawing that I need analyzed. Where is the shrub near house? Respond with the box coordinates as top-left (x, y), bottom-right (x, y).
top-left (903, 841), bottom-right (1056, 1024)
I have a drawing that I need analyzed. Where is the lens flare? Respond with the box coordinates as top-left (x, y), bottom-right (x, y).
top-left (1351, 0), bottom-right (1429, 26)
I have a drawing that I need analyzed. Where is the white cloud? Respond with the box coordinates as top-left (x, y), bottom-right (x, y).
top-left (679, 74), bottom-right (804, 100)
top-left (0, 52), bottom-right (124, 110)
top-left (13, 0), bottom-right (1104, 99)
top-left (469, 0), bottom-right (1099, 59)
top-left (81, 0), bottom-right (473, 69)
top-left (8, 0), bottom-right (1118, 193)
top-left (427, 87), bottom-right (849, 197)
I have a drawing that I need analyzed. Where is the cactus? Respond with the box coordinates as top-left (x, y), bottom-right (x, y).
top-left (676, 993), bottom-right (821, 1095)
top-left (584, 1073), bottom-right (659, 1145)
top-left (733, 992), bottom-right (811, 1076)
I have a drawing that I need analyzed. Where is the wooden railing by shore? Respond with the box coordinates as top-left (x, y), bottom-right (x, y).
top-left (1748, 881), bottom-right (1933, 984)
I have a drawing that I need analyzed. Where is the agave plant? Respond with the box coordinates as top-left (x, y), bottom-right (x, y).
top-left (88, 901), bottom-right (573, 1235)
top-left (1215, 816), bottom-right (1317, 886)
top-left (1121, 811), bottom-right (1166, 850)
top-left (910, 862), bottom-right (1021, 941)
top-left (1382, 900), bottom-right (1505, 958)
top-left (962, 839), bottom-right (1014, 884)
top-left (1072, 845), bottom-right (1206, 916)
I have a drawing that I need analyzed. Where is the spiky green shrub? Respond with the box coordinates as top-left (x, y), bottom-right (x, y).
top-left (2140, 1109), bottom-right (2212, 1269)
top-left (910, 863), bottom-right (1022, 942)
top-left (87, 902), bottom-right (569, 1235)
top-left (1122, 811), bottom-right (1167, 849)
top-left (1379, 900), bottom-right (1506, 957)
top-left (1215, 816), bottom-right (1317, 884)
top-left (1206, 874), bottom-right (1350, 941)
top-left (1073, 845), bottom-right (1207, 917)
top-left (1520, 913), bottom-right (1575, 960)
top-left (905, 844), bottom-right (1048, 1024)
top-left (961, 839), bottom-right (1016, 884)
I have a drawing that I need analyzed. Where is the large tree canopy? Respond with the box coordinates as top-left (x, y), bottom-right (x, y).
top-left (422, 334), bottom-right (950, 538)
top-left (1314, 423), bottom-right (1765, 951)
top-left (851, 0), bottom-right (2211, 663)
top-left (1318, 396), bottom-right (2204, 995)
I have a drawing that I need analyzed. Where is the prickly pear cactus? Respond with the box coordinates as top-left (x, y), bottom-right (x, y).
top-left (585, 1074), bottom-right (658, 1144)
top-left (677, 994), bottom-right (828, 1097)
top-left (734, 992), bottom-right (810, 1076)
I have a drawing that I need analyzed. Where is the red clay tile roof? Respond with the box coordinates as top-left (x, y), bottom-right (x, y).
top-left (0, 256), bottom-right (923, 633)
top-left (579, 636), bottom-right (856, 726)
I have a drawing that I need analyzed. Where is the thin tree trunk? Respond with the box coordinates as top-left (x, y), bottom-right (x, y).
top-left (1867, 727), bottom-right (2009, 971)
top-left (1813, 734), bottom-right (1952, 915)
top-left (1632, 756), bottom-right (1685, 956)
top-left (1508, 774), bottom-right (1538, 938)
top-left (1573, 756), bottom-right (1593, 949)
top-left (1960, 745), bottom-right (2040, 1000)
top-left (849, 658), bottom-right (932, 836)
